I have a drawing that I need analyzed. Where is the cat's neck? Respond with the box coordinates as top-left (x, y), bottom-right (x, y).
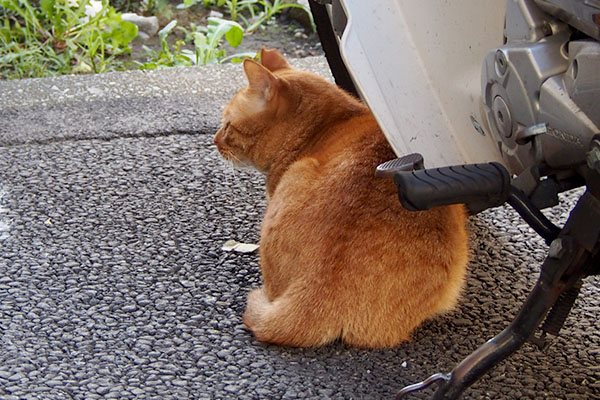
top-left (265, 104), bottom-right (376, 196)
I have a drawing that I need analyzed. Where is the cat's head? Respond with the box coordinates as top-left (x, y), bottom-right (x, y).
top-left (214, 48), bottom-right (358, 173)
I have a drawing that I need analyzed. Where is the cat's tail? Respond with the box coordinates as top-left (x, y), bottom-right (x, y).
top-left (243, 286), bottom-right (340, 347)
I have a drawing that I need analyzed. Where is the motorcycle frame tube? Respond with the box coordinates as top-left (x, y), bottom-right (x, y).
top-left (309, 1), bottom-right (359, 97)
top-left (338, 0), bottom-right (507, 168)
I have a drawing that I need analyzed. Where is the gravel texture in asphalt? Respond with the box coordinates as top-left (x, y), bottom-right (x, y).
top-left (1, 59), bottom-right (599, 400)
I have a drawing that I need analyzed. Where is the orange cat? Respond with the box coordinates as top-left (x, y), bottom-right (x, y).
top-left (214, 48), bottom-right (469, 348)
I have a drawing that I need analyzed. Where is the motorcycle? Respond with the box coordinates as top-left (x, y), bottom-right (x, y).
top-left (307, 0), bottom-right (600, 398)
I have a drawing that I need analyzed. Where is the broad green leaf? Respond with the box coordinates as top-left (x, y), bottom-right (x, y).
top-left (40, 0), bottom-right (55, 17)
top-left (140, 62), bottom-right (158, 70)
top-left (220, 51), bottom-right (257, 63)
top-left (180, 49), bottom-right (197, 64)
top-left (193, 31), bottom-right (207, 47)
top-left (159, 20), bottom-right (177, 41)
top-left (118, 20), bottom-right (138, 43)
top-left (176, 0), bottom-right (192, 10)
top-left (224, 23), bottom-right (243, 47)
top-left (206, 17), bottom-right (243, 48)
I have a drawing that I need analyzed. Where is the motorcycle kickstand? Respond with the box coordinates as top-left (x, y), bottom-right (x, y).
top-left (397, 190), bottom-right (600, 400)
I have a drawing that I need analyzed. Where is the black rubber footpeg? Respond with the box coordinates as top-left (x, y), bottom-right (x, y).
top-left (375, 153), bottom-right (424, 178)
top-left (388, 162), bottom-right (511, 214)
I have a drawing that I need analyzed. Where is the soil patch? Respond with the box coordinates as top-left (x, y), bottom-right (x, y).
top-left (125, 3), bottom-right (323, 67)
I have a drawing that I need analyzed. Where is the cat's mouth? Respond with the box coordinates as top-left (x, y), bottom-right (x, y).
top-left (219, 149), bottom-right (252, 169)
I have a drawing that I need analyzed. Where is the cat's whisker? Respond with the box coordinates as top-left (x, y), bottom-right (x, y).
top-left (227, 158), bottom-right (249, 197)
top-left (221, 158), bottom-right (236, 190)
top-left (212, 148), bottom-right (234, 189)
top-left (227, 151), bottom-right (243, 165)
top-left (214, 149), bottom-right (247, 197)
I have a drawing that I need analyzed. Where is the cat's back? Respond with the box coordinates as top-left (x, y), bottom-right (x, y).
top-left (279, 109), bottom-right (467, 256)
top-left (308, 113), bottom-right (401, 205)
top-left (310, 112), bottom-right (395, 174)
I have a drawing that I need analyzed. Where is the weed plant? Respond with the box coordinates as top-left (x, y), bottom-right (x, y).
top-left (144, 0), bottom-right (314, 68)
top-left (1, 0), bottom-right (313, 78)
top-left (245, 0), bottom-right (313, 33)
top-left (0, 0), bottom-right (138, 79)
top-left (138, 17), bottom-right (255, 69)
top-left (177, 0), bottom-right (313, 32)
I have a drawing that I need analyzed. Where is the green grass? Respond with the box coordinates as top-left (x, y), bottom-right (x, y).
top-left (138, 17), bottom-right (256, 69)
top-left (1, 0), bottom-right (138, 79)
top-left (176, 0), bottom-right (314, 33)
top-left (0, 0), bottom-right (313, 79)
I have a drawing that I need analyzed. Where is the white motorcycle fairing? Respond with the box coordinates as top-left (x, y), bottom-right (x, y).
top-left (337, 0), bottom-right (507, 169)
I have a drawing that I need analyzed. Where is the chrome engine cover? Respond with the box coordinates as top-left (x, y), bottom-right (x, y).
top-left (482, 0), bottom-right (600, 187)
top-left (535, 0), bottom-right (600, 41)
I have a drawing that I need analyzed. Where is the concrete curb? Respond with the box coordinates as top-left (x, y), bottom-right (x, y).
top-left (0, 57), bottom-right (330, 147)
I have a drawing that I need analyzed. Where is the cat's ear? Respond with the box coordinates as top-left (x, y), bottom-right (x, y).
top-left (243, 59), bottom-right (280, 101)
top-left (260, 48), bottom-right (291, 72)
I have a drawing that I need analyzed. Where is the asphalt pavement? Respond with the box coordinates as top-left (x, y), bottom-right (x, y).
top-left (0, 58), bottom-right (599, 400)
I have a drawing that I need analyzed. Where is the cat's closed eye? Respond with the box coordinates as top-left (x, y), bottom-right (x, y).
top-left (214, 122), bottom-right (229, 147)
top-left (226, 122), bottom-right (253, 138)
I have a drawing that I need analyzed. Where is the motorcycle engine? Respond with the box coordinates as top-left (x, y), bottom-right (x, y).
top-left (481, 0), bottom-right (600, 206)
